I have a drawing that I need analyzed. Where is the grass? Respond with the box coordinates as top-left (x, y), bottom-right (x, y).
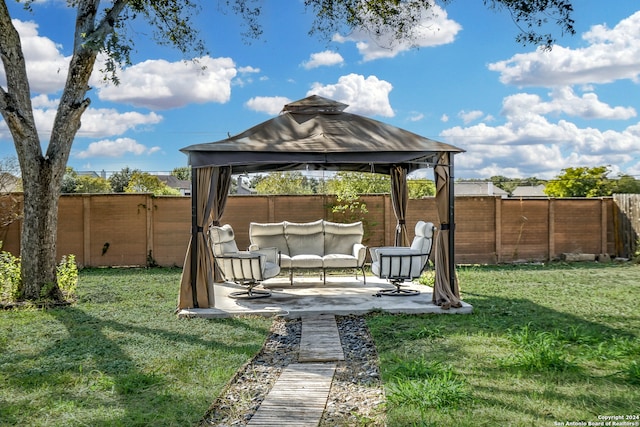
top-left (0, 268), bottom-right (272, 427)
top-left (2, 263), bottom-right (639, 426)
top-left (367, 262), bottom-right (640, 427)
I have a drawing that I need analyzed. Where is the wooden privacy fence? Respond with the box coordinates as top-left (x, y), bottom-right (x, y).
top-left (613, 194), bottom-right (640, 258)
top-left (0, 193), bottom-right (625, 267)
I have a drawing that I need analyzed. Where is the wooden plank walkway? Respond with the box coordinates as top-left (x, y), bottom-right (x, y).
top-left (247, 315), bottom-right (344, 426)
top-left (299, 314), bottom-right (344, 362)
top-left (247, 363), bottom-right (336, 426)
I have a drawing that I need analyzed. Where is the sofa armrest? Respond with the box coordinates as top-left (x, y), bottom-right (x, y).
top-left (353, 243), bottom-right (367, 267)
top-left (371, 247), bottom-right (428, 279)
top-left (370, 246), bottom-right (428, 262)
top-left (249, 246), bottom-right (280, 265)
top-left (370, 246), bottom-right (409, 260)
top-left (375, 247), bottom-right (427, 257)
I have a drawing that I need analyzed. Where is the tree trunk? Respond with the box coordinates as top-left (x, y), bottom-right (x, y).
top-left (19, 156), bottom-right (64, 301)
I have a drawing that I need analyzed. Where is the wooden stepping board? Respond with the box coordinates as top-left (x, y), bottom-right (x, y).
top-left (247, 363), bottom-right (336, 426)
top-left (299, 315), bottom-right (344, 362)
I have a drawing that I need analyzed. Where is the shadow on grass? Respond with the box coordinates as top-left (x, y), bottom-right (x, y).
top-left (1, 306), bottom-right (267, 426)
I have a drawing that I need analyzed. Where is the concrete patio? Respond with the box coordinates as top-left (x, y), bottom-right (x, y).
top-left (177, 274), bottom-right (473, 318)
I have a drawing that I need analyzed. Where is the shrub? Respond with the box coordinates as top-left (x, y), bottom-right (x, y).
top-left (0, 252), bottom-right (78, 303)
top-left (0, 250), bottom-right (21, 301)
top-left (57, 254), bottom-right (79, 299)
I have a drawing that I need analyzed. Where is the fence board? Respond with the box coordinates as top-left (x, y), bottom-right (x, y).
top-left (613, 194), bottom-right (640, 258)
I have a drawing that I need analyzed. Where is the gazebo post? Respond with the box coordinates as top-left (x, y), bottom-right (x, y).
top-left (190, 167), bottom-right (199, 308)
top-left (448, 153), bottom-right (456, 294)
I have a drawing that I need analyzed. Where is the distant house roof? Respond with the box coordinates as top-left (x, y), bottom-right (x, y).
top-left (511, 185), bottom-right (546, 197)
top-left (157, 175), bottom-right (191, 195)
top-left (77, 171), bottom-right (101, 178)
top-left (454, 182), bottom-right (508, 197)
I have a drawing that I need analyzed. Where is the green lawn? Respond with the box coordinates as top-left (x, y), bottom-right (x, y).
top-left (0, 268), bottom-right (272, 427)
top-left (2, 263), bottom-right (639, 426)
top-left (368, 262), bottom-right (640, 427)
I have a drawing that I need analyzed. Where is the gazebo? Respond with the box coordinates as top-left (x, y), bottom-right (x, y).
top-left (178, 95), bottom-right (465, 310)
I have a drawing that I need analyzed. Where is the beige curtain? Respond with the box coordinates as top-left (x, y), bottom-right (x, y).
top-left (178, 166), bottom-right (232, 309)
top-left (209, 167), bottom-right (232, 289)
top-left (433, 153), bottom-right (462, 309)
top-left (390, 166), bottom-right (409, 247)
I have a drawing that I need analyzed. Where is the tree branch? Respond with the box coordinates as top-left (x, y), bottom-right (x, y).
top-left (0, 0), bottom-right (42, 159)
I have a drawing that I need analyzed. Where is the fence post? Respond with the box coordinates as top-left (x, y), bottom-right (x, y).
top-left (600, 198), bottom-right (608, 255)
top-left (268, 195), bottom-right (275, 222)
top-left (146, 194), bottom-right (154, 266)
top-left (495, 197), bottom-right (502, 263)
top-left (82, 195), bottom-right (91, 267)
top-left (548, 199), bottom-right (555, 261)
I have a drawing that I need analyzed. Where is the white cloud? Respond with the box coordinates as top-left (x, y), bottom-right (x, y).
top-left (75, 137), bottom-right (161, 159)
top-left (25, 95), bottom-right (163, 140)
top-left (488, 11), bottom-right (640, 87)
top-left (0, 20), bottom-right (69, 94)
top-left (441, 94), bottom-right (640, 179)
top-left (93, 56), bottom-right (237, 109)
top-left (458, 110), bottom-right (484, 124)
top-left (332, 3), bottom-right (461, 61)
top-left (308, 74), bottom-right (394, 117)
top-left (245, 96), bottom-right (292, 115)
top-left (440, 114), bottom-right (449, 123)
top-left (301, 51), bottom-right (344, 69)
top-left (408, 112), bottom-right (424, 122)
top-left (238, 66), bottom-right (260, 74)
top-left (501, 87), bottom-right (636, 121)
top-left (77, 108), bottom-right (163, 138)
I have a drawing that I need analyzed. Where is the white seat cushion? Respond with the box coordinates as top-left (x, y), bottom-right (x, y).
top-left (289, 254), bottom-right (323, 268)
top-left (323, 254), bottom-right (358, 268)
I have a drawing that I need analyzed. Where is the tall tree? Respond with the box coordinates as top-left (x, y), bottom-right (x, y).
top-left (612, 174), bottom-right (640, 194)
top-left (544, 166), bottom-right (613, 197)
top-left (0, 0), bottom-right (576, 302)
top-left (109, 166), bottom-right (140, 193)
top-left (171, 166), bottom-right (191, 181)
top-left (75, 175), bottom-right (112, 193)
top-left (125, 172), bottom-right (180, 195)
top-left (254, 171), bottom-right (314, 195)
top-left (326, 172), bottom-right (390, 195)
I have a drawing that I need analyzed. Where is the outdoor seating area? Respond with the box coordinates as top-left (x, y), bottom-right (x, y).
top-left (249, 219), bottom-right (367, 285)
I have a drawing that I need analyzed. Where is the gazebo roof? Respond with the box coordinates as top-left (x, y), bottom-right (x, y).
top-left (180, 95), bottom-right (464, 174)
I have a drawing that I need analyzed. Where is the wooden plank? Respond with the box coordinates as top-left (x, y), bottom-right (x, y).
top-left (299, 315), bottom-right (344, 362)
top-left (248, 363), bottom-right (336, 427)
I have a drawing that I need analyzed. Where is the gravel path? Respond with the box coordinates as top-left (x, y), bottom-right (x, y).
top-left (200, 315), bottom-right (386, 426)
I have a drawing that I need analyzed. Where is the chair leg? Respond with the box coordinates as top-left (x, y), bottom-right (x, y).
top-left (359, 266), bottom-right (367, 285)
top-left (229, 281), bottom-right (271, 299)
top-left (377, 280), bottom-right (420, 296)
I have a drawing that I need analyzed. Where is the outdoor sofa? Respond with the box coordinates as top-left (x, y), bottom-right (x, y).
top-left (249, 219), bottom-right (367, 285)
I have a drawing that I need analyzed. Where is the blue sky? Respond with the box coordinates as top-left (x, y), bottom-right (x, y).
top-left (1, 1), bottom-right (640, 180)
